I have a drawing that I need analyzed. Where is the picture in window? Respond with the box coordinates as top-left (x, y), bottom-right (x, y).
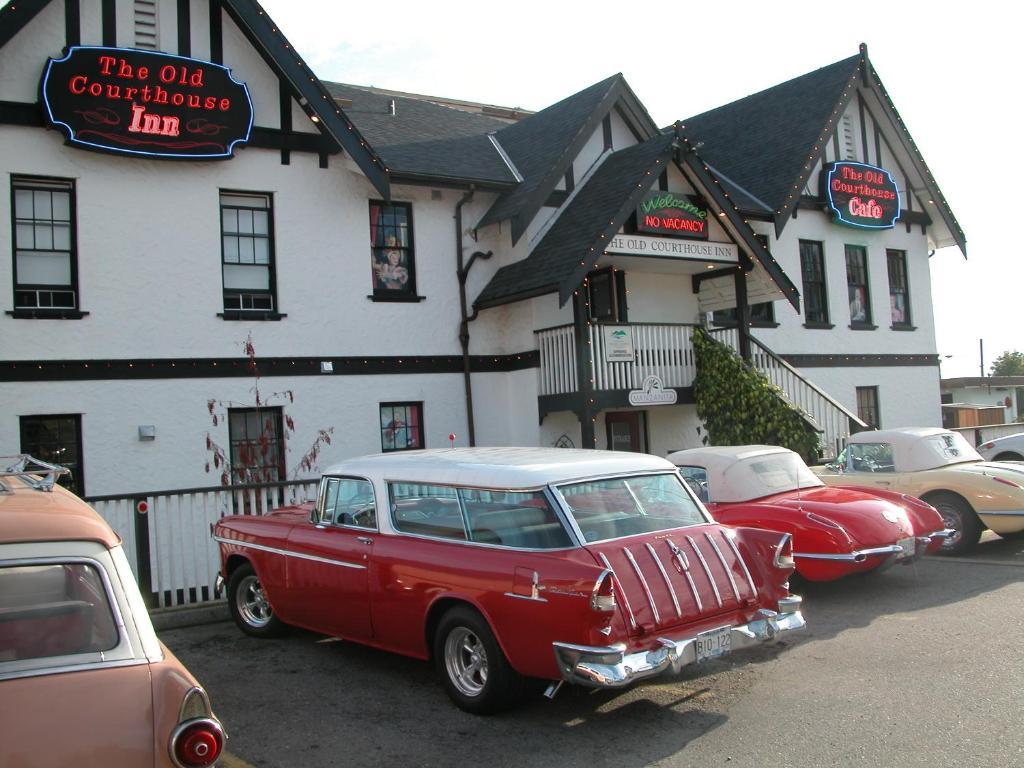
top-left (369, 203), bottom-right (414, 296)
top-left (380, 402), bottom-right (423, 452)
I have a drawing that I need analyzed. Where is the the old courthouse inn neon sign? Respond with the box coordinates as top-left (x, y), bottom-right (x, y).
top-left (42, 46), bottom-right (253, 159)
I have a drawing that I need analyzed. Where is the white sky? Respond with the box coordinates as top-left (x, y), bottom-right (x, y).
top-left (256, 0), bottom-right (1017, 378)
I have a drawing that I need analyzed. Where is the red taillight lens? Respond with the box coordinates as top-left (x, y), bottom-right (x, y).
top-left (590, 569), bottom-right (616, 612)
top-left (993, 476), bottom-right (1022, 489)
top-left (171, 720), bottom-right (224, 768)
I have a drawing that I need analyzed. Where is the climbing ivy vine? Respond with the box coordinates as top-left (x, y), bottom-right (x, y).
top-left (692, 327), bottom-right (820, 461)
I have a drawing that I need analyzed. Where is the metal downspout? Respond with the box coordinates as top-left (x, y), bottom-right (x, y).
top-left (455, 188), bottom-right (492, 446)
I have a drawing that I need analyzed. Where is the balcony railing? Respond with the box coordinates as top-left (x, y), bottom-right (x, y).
top-left (536, 323), bottom-right (698, 396)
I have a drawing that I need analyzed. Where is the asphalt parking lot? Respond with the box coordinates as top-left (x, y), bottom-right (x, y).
top-left (163, 533), bottom-right (1024, 768)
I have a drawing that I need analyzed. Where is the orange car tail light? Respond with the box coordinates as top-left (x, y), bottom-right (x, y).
top-left (590, 569), bottom-right (616, 613)
top-left (170, 719), bottom-right (224, 768)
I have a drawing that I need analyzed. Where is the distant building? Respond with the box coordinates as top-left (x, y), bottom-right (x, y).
top-left (941, 377), bottom-right (1024, 427)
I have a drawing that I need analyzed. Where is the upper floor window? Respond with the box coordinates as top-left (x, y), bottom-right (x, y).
top-left (221, 192), bottom-right (276, 313)
top-left (12, 176), bottom-right (77, 311)
top-left (845, 244), bottom-right (872, 326)
top-left (886, 249), bottom-right (912, 328)
top-left (369, 201), bottom-right (416, 299)
top-left (712, 302), bottom-right (775, 327)
top-left (799, 240), bottom-right (829, 326)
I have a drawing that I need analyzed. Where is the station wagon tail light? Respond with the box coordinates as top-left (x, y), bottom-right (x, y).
top-left (773, 533), bottom-right (795, 569)
top-left (591, 569), bottom-right (616, 613)
top-left (992, 476), bottom-right (1022, 489)
top-left (170, 688), bottom-right (224, 768)
top-left (171, 720), bottom-right (224, 767)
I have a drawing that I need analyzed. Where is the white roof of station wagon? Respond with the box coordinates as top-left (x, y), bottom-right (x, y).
top-left (322, 447), bottom-right (676, 488)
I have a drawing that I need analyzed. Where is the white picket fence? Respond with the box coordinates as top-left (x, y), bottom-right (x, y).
top-left (88, 480), bottom-right (317, 608)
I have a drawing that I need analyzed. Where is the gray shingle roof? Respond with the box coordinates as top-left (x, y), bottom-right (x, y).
top-left (324, 83), bottom-right (517, 186)
top-left (477, 75), bottom-right (626, 237)
top-left (475, 132), bottom-right (675, 308)
top-left (683, 55), bottom-right (860, 215)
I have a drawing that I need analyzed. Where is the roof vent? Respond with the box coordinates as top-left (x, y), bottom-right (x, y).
top-left (388, 99), bottom-right (396, 116)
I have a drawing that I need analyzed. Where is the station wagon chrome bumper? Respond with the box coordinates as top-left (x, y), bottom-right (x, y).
top-left (552, 596), bottom-right (805, 689)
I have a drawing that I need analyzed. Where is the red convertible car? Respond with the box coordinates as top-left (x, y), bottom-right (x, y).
top-left (669, 446), bottom-right (950, 582)
top-left (214, 448), bottom-right (804, 713)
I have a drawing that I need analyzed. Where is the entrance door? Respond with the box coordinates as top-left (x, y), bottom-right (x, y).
top-left (606, 411), bottom-right (644, 452)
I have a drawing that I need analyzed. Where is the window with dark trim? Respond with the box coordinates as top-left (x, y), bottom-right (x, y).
top-left (19, 414), bottom-right (84, 497)
top-left (380, 402), bottom-right (424, 452)
top-left (799, 240), bottom-right (829, 325)
top-left (845, 244), bottom-right (872, 326)
top-left (856, 386), bottom-right (880, 429)
top-left (12, 176), bottom-right (78, 311)
top-left (587, 268), bottom-right (627, 322)
top-left (369, 201), bottom-right (416, 299)
top-left (227, 407), bottom-right (285, 483)
top-left (220, 192), bottom-right (276, 312)
top-left (886, 249), bottom-right (912, 328)
top-left (712, 302), bottom-right (776, 327)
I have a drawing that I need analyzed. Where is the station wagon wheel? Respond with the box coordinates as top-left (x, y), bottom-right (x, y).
top-left (433, 606), bottom-right (526, 715)
top-left (928, 493), bottom-right (982, 557)
top-left (227, 563), bottom-right (286, 638)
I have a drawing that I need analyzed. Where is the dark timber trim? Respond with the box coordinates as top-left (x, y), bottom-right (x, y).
top-left (102, 0), bottom-right (116, 46)
top-left (0, 352), bottom-right (541, 382)
top-left (65, 0), bottom-right (80, 47)
top-left (209, 0), bottom-right (223, 63)
top-left (783, 353), bottom-right (939, 368)
top-left (0, 101), bottom-right (44, 126)
top-left (278, 80), bottom-right (293, 165)
top-left (0, 0), bottom-right (56, 50)
top-left (177, 0), bottom-right (191, 56)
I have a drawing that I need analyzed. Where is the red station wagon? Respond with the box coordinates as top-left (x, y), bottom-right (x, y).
top-left (0, 456), bottom-right (224, 768)
top-left (214, 448), bottom-right (805, 713)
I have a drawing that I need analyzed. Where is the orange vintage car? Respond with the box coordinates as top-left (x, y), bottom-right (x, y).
top-left (0, 456), bottom-right (225, 768)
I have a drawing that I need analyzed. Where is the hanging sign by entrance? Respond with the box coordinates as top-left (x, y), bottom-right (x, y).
top-left (41, 46), bottom-right (253, 159)
top-left (607, 234), bottom-right (738, 262)
top-left (822, 162), bottom-right (900, 229)
top-left (602, 326), bottom-right (635, 362)
top-left (628, 375), bottom-right (678, 406)
top-left (635, 191), bottom-right (709, 240)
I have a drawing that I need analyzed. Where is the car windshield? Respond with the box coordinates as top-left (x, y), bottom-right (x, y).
top-left (556, 473), bottom-right (706, 543)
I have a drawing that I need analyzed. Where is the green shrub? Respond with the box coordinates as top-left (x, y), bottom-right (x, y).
top-left (692, 327), bottom-right (820, 461)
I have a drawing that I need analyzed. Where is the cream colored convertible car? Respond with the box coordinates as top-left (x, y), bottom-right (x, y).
top-left (814, 428), bottom-right (1024, 555)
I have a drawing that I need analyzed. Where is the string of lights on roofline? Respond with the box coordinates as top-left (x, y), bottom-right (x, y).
top-left (771, 47), bottom-right (954, 238)
top-left (254, 2), bottom-right (390, 175)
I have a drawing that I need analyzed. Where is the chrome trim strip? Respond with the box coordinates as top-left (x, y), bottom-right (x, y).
top-left (722, 532), bottom-right (757, 598)
top-left (623, 547), bottom-right (660, 625)
top-left (503, 592), bottom-right (548, 603)
top-left (0, 657), bottom-right (150, 683)
top-left (791, 545), bottom-right (902, 562)
top-left (705, 532), bottom-right (741, 602)
top-left (667, 538), bottom-right (702, 612)
top-left (686, 535), bottom-right (722, 608)
top-left (645, 543), bottom-right (681, 618)
top-left (977, 510), bottom-right (1024, 516)
top-left (212, 536), bottom-right (367, 570)
top-left (597, 552), bottom-right (637, 631)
